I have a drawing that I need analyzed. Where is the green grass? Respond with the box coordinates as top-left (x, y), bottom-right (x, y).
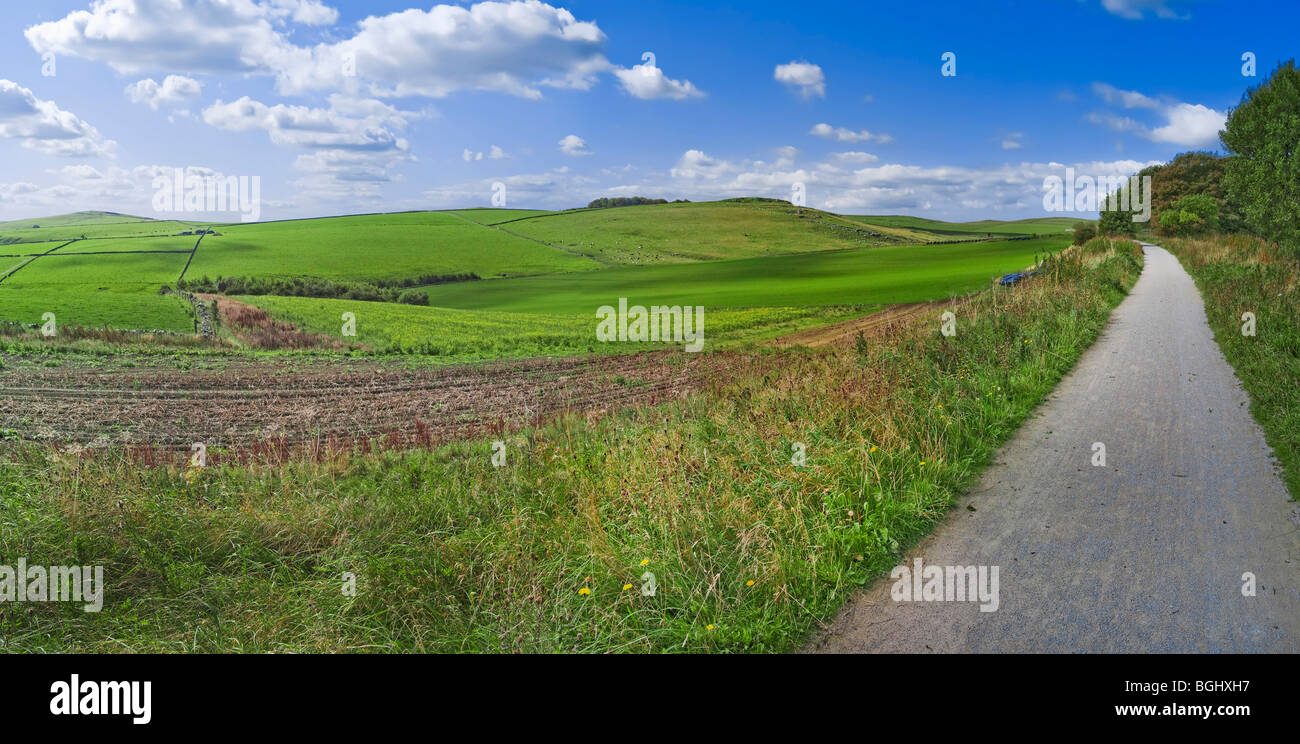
top-left (187, 212), bottom-right (601, 282)
top-left (1163, 235), bottom-right (1300, 498)
top-left (0, 235), bottom-right (199, 259)
top-left (0, 288), bottom-right (193, 332)
top-left (0, 239), bottom-right (1143, 652)
top-left (0, 249), bottom-right (196, 332)
top-left (501, 200), bottom-right (906, 264)
top-left (451, 208), bottom-right (557, 225)
top-left (243, 294), bottom-right (872, 359)
top-left (422, 236), bottom-right (1063, 314)
top-left (852, 215), bottom-right (1090, 237)
top-left (0, 212), bottom-right (208, 245)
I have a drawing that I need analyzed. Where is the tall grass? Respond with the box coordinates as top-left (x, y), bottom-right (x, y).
top-left (1162, 234), bottom-right (1300, 497)
top-left (0, 239), bottom-right (1143, 653)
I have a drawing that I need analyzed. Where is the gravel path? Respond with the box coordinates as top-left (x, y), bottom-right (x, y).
top-left (810, 243), bottom-right (1300, 653)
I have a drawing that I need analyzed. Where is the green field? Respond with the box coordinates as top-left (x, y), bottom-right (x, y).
top-left (420, 236), bottom-right (1059, 314)
top-left (0, 212), bottom-right (208, 245)
top-left (851, 215), bottom-right (1090, 237)
top-left (0, 204), bottom-right (1067, 354)
top-left (187, 212), bottom-right (600, 282)
top-left (451, 208), bottom-right (559, 225)
top-left (500, 200), bottom-right (904, 264)
top-left (244, 295), bottom-right (871, 359)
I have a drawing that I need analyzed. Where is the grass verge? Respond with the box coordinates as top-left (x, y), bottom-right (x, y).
top-left (0, 238), bottom-right (1142, 652)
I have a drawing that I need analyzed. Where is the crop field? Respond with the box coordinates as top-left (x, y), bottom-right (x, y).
top-left (242, 295), bottom-right (872, 359)
top-left (418, 236), bottom-right (1061, 314)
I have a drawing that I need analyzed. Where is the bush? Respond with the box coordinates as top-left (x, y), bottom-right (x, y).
top-left (396, 290), bottom-right (429, 306)
top-left (1072, 224), bottom-right (1097, 245)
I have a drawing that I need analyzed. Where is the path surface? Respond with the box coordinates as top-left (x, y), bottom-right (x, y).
top-left (811, 244), bottom-right (1300, 653)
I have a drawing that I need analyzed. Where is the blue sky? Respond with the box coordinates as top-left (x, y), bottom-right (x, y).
top-left (0, 0), bottom-right (1294, 221)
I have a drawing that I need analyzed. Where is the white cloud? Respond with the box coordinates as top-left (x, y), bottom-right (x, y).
top-left (278, 2), bottom-right (611, 99)
top-left (613, 63), bottom-right (705, 100)
top-left (559, 134), bottom-right (592, 157)
top-left (489, 145), bottom-right (508, 160)
top-left (1100, 0), bottom-right (1189, 20)
top-left (1148, 103), bottom-right (1226, 146)
top-left (125, 75), bottom-right (203, 110)
top-left (26, 1), bottom-right (612, 102)
top-left (1089, 83), bottom-right (1225, 147)
top-left (833, 151), bottom-right (880, 164)
top-left (0, 79), bottom-right (116, 159)
top-left (201, 95), bottom-right (416, 151)
top-left (1001, 133), bottom-right (1024, 150)
top-left (810, 123), bottom-right (892, 144)
top-left (1092, 82), bottom-right (1159, 109)
top-left (774, 61), bottom-right (825, 100)
top-left (25, 0), bottom-right (302, 76)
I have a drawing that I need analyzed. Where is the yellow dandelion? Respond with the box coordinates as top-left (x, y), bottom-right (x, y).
top-left (706, 624), bottom-right (715, 631)
top-left (746, 580), bottom-right (755, 587)
top-left (622, 584), bottom-right (633, 591)
top-left (639, 559), bottom-right (649, 566)
top-left (870, 446), bottom-right (878, 452)
top-left (920, 461), bottom-right (927, 466)
top-left (578, 587), bottom-right (591, 596)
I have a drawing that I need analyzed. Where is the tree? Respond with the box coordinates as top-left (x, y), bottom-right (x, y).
top-left (1098, 187), bottom-right (1138, 236)
top-left (1221, 59), bottom-right (1300, 254)
top-left (1143, 152), bottom-right (1246, 233)
top-left (1158, 193), bottom-right (1220, 236)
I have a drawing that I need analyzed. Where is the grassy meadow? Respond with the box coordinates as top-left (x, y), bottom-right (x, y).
top-left (0, 238), bottom-right (1142, 652)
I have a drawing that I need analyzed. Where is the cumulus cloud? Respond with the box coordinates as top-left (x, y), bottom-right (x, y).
top-left (832, 151), bottom-right (880, 164)
top-left (613, 63), bottom-right (704, 100)
top-left (201, 95), bottom-right (416, 151)
top-left (1001, 133), bottom-right (1024, 150)
top-left (559, 134), bottom-right (592, 156)
top-left (278, 1), bottom-right (611, 99)
top-left (0, 79), bottom-right (116, 158)
top-left (810, 123), bottom-right (892, 144)
top-left (774, 61), bottom-right (825, 99)
top-left (1088, 82), bottom-right (1224, 147)
top-left (26, 1), bottom-right (613, 101)
top-left (125, 75), bottom-right (203, 110)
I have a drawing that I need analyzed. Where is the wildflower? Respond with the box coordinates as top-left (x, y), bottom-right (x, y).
top-left (706, 624), bottom-right (715, 631)
top-left (639, 559), bottom-right (649, 566)
top-left (870, 446), bottom-right (878, 452)
top-left (578, 587), bottom-right (591, 596)
top-left (920, 461), bottom-right (927, 466)
top-left (622, 584), bottom-right (633, 591)
top-left (746, 580), bottom-right (755, 587)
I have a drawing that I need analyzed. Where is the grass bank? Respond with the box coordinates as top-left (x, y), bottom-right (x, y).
top-left (0, 239), bottom-right (1142, 652)
top-left (1162, 234), bottom-right (1300, 498)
